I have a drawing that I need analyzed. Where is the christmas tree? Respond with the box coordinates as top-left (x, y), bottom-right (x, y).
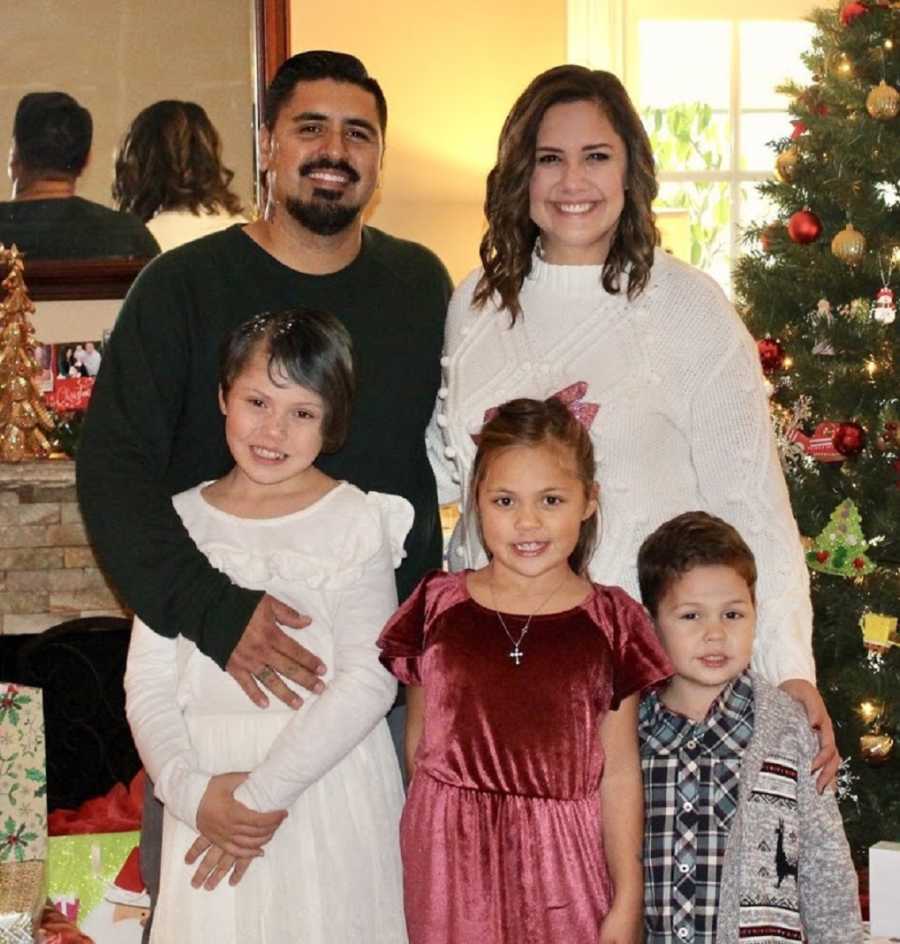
top-left (0, 245), bottom-right (55, 461)
top-left (734, 2), bottom-right (899, 860)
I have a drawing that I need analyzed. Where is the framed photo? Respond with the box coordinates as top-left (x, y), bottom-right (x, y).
top-left (43, 337), bottom-right (105, 412)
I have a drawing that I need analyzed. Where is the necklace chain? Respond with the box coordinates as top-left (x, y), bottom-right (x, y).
top-left (489, 573), bottom-right (567, 666)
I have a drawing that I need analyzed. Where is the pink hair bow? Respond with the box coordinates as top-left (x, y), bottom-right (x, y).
top-left (473, 381), bottom-right (600, 443)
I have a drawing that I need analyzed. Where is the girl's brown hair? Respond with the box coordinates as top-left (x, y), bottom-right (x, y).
top-left (470, 397), bottom-right (598, 574)
top-left (113, 100), bottom-right (243, 223)
top-left (473, 65), bottom-right (659, 323)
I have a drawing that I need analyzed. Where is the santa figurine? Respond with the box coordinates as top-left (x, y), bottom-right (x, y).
top-left (873, 287), bottom-right (896, 325)
top-left (80, 846), bottom-right (150, 944)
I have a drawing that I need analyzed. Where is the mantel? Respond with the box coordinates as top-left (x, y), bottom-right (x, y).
top-left (0, 459), bottom-right (126, 634)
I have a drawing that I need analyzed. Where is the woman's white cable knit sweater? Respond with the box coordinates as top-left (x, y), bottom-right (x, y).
top-left (427, 249), bottom-right (814, 686)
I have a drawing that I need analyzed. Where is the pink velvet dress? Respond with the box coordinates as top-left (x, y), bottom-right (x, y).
top-left (378, 570), bottom-right (672, 944)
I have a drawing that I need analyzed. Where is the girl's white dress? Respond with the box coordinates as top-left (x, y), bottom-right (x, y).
top-left (125, 482), bottom-right (412, 944)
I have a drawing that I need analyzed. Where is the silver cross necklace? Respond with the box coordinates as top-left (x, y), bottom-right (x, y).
top-left (489, 572), bottom-right (568, 666)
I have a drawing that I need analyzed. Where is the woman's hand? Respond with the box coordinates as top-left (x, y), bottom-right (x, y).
top-left (779, 678), bottom-right (839, 791)
top-left (599, 901), bottom-right (643, 944)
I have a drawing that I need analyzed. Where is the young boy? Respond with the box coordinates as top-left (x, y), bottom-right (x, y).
top-left (636, 511), bottom-right (862, 944)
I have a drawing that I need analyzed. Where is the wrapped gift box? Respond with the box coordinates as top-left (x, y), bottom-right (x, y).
top-left (47, 831), bottom-right (145, 943)
top-left (0, 684), bottom-right (47, 944)
top-left (869, 841), bottom-right (900, 937)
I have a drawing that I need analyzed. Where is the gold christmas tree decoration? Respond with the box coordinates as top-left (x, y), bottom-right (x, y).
top-left (865, 80), bottom-right (900, 120)
top-left (775, 146), bottom-right (800, 183)
top-left (0, 245), bottom-right (55, 461)
top-left (831, 222), bottom-right (867, 265)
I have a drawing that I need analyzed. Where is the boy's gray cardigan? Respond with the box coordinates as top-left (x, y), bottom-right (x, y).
top-left (715, 674), bottom-right (863, 944)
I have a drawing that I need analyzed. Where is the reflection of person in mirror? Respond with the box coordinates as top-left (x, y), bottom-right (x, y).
top-left (78, 51), bottom-right (452, 944)
top-left (0, 92), bottom-right (160, 260)
top-left (113, 101), bottom-right (246, 253)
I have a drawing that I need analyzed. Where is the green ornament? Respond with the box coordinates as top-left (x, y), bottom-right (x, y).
top-left (806, 498), bottom-right (875, 577)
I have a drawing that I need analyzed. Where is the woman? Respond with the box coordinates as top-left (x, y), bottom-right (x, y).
top-left (428, 64), bottom-right (838, 783)
top-left (113, 100), bottom-right (245, 252)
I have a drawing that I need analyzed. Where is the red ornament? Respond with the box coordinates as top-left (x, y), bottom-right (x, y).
top-left (757, 337), bottom-right (785, 374)
top-left (852, 556), bottom-right (866, 570)
top-left (790, 120), bottom-right (808, 140)
top-left (816, 550), bottom-right (830, 563)
top-left (833, 421), bottom-right (866, 458)
top-left (788, 209), bottom-right (822, 244)
top-left (840, 1), bottom-right (868, 25)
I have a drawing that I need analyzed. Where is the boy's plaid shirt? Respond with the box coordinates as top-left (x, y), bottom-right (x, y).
top-left (638, 671), bottom-right (754, 944)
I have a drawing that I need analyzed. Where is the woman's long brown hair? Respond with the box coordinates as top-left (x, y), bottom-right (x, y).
top-left (113, 100), bottom-right (243, 223)
top-left (473, 66), bottom-right (659, 323)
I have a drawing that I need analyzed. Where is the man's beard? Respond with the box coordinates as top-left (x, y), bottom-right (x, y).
top-left (285, 157), bottom-right (364, 236)
top-left (285, 193), bottom-right (362, 236)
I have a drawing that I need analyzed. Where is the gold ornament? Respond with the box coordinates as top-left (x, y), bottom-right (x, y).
top-left (866, 80), bottom-right (900, 120)
top-left (860, 733), bottom-right (895, 766)
top-left (831, 223), bottom-right (866, 265)
top-left (775, 147), bottom-right (799, 183)
top-left (0, 246), bottom-right (55, 460)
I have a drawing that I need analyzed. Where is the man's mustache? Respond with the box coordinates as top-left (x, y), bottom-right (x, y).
top-left (300, 158), bottom-right (360, 184)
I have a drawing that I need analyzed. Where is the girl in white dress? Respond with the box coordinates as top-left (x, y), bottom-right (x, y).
top-left (124, 308), bottom-right (410, 944)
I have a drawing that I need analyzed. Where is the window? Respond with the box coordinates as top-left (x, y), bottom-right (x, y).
top-left (569, 0), bottom-right (816, 291)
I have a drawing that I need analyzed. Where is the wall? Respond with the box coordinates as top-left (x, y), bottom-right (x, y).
top-left (291, 0), bottom-right (568, 284)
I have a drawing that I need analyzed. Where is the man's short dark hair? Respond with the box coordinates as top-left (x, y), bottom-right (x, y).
top-left (637, 511), bottom-right (758, 618)
top-left (264, 50), bottom-right (387, 138)
top-left (13, 92), bottom-right (93, 177)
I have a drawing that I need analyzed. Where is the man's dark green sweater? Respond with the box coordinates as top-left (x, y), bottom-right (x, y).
top-left (0, 196), bottom-right (159, 259)
top-left (77, 224), bottom-right (452, 668)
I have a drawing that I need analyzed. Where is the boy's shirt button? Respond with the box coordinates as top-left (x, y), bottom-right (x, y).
top-left (682, 801), bottom-right (694, 812)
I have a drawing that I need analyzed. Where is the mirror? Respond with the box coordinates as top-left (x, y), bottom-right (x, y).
top-left (3, 0), bottom-right (288, 302)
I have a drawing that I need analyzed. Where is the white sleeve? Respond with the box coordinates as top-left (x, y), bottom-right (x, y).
top-left (124, 617), bottom-right (210, 830)
top-left (427, 271), bottom-right (483, 507)
top-left (427, 398), bottom-right (461, 506)
top-left (233, 504), bottom-right (405, 812)
top-left (690, 323), bottom-right (815, 685)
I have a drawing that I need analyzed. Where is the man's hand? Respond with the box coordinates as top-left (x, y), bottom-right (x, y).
top-left (195, 772), bottom-right (286, 856)
top-left (185, 839), bottom-right (253, 890)
top-left (779, 678), bottom-right (840, 792)
top-left (226, 593), bottom-right (326, 708)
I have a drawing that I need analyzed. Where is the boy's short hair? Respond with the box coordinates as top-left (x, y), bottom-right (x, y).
top-left (637, 511), bottom-right (757, 618)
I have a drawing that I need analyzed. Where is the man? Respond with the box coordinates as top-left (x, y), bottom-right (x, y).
top-left (1, 92), bottom-right (158, 259)
top-left (77, 50), bottom-right (452, 930)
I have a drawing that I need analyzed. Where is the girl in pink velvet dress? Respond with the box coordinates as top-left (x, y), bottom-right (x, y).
top-left (378, 395), bottom-right (672, 944)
